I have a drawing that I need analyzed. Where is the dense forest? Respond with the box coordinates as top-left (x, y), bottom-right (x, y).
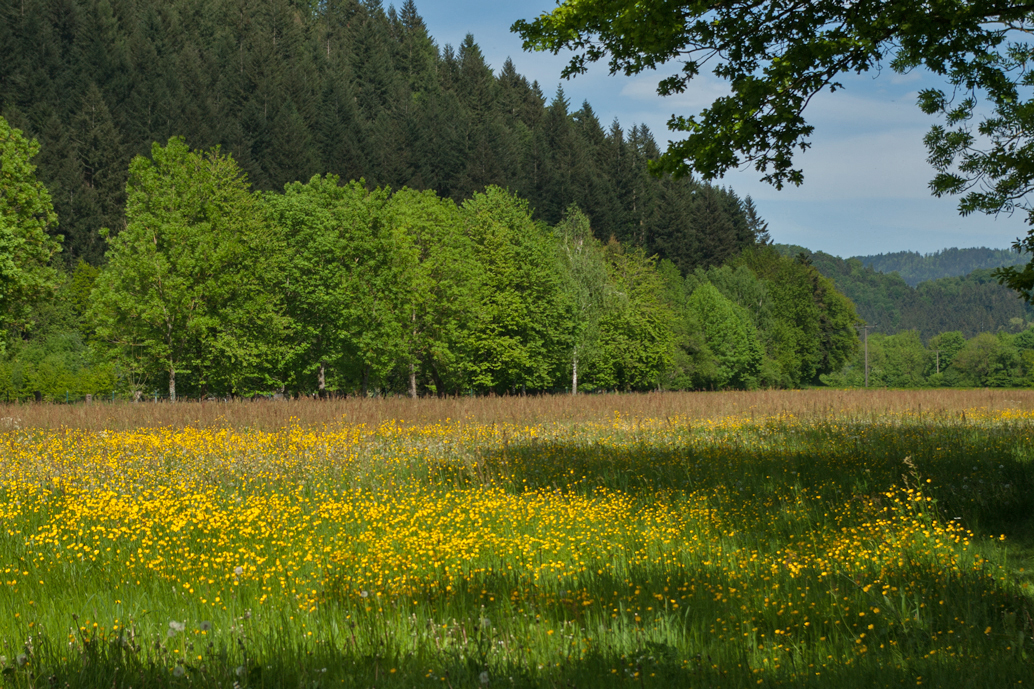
top-left (1, 122), bottom-right (856, 400)
top-left (5, 0), bottom-right (1034, 398)
top-left (854, 247), bottom-right (1030, 286)
top-left (777, 245), bottom-right (1034, 340)
top-left (0, 0), bottom-right (765, 271)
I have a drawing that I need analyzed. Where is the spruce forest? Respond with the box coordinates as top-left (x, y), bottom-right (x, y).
top-left (2, 0), bottom-right (1034, 400)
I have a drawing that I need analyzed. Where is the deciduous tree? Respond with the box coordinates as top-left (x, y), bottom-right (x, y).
top-left (514, 1), bottom-right (1034, 298)
top-left (90, 138), bottom-right (282, 400)
top-left (0, 116), bottom-right (62, 355)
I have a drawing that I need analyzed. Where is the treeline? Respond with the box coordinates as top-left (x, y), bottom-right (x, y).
top-left (855, 247), bottom-right (1029, 287)
top-left (0, 0), bottom-right (764, 271)
top-left (780, 246), bottom-right (1034, 340)
top-left (822, 329), bottom-right (1034, 388)
top-left (1, 130), bottom-right (859, 401)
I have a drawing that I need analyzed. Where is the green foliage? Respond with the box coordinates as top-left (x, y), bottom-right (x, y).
top-left (514, 0), bottom-right (1034, 304)
top-left (856, 247), bottom-right (1030, 287)
top-left (0, 115), bottom-right (62, 354)
top-left (0, 331), bottom-right (117, 402)
top-left (553, 206), bottom-right (609, 393)
top-left (460, 187), bottom-right (571, 393)
top-left (822, 327), bottom-right (1034, 389)
top-left (786, 245), bottom-right (1034, 340)
top-left (263, 175), bottom-right (403, 394)
top-left (738, 247), bottom-right (860, 387)
top-left (0, 0), bottom-right (756, 273)
top-left (383, 187), bottom-right (480, 396)
top-left (686, 282), bottom-right (762, 390)
top-left (90, 138), bottom-right (282, 400)
top-left (950, 332), bottom-right (1022, 388)
top-left (592, 242), bottom-right (676, 391)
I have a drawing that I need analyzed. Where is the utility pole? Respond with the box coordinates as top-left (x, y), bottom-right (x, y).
top-left (857, 325), bottom-right (877, 387)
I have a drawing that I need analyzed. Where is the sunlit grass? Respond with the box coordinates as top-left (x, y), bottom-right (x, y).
top-left (0, 398), bottom-right (1031, 687)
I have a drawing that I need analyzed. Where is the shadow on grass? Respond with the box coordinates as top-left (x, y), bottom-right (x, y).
top-left (10, 417), bottom-right (1034, 688)
top-left (440, 419), bottom-right (1034, 549)
top-left (9, 630), bottom-right (1031, 689)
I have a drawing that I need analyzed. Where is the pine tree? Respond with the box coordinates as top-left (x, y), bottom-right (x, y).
top-left (452, 35), bottom-right (506, 198)
top-left (69, 82), bottom-right (127, 262)
top-left (743, 195), bottom-right (771, 245)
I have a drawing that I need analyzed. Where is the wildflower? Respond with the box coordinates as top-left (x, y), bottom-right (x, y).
top-left (199, 621), bottom-right (212, 632)
top-left (172, 664), bottom-right (186, 678)
top-left (480, 670), bottom-right (490, 685)
top-left (168, 621), bottom-right (185, 637)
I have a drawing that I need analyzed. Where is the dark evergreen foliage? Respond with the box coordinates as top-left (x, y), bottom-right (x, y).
top-left (0, 0), bottom-right (756, 268)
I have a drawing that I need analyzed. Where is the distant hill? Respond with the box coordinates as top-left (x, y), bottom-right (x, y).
top-left (852, 247), bottom-right (1029, 287)
top-left (773, 244), bottom-right (1034, 340)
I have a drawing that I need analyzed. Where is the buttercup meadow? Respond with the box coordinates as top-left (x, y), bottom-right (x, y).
top-left (0, 390), bottom-right (1031, 688)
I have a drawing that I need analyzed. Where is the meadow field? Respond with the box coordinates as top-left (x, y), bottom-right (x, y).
top-left (0, 390), bottom-right (1032, 688)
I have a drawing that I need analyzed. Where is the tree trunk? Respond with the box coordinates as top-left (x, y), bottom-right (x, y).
top-left (318, 360), bottom-right (326, 399)
top-left (362, 366), bottom-right (369, 397)
top-left (572, 349), bottom-right (578, 395)
top-left (169, 367), bottom-right (176, 403)
top-left (409, 310), bottom-right (418, 399)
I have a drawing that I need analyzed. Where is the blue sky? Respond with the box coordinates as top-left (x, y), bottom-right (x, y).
top-left (410, 0), bottom-right (1028, 259)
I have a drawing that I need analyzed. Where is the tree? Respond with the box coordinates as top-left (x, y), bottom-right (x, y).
top-left (594, 241), bottom-right (677, 390)
top-left (90, 138), bottom-right (282, 400)
top-left (514, 1), bottom-right (1034, 298)
top-left (686, 281), bottom-right (762, 390)
top-left (382, 187), bottom-right (479, 397)
top-left (0, 116), bottom-right (62, 355)
top-left (263, 175), bottom-right (402, 396)
top-left (554, 206), bottom-right (611, 393)
top-left (460, 186), bottom-right (570, 393)
top-left (950, 332), bottom-right (1021, 387)
top-left (738, 247), bottom-right (860, 386)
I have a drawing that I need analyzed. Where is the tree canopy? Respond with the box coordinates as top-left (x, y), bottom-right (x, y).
top-left (0, 0), bottom-right (760, 271)
top-left (89, 138), bottom-right (282, 401)
top-left (0, 116), bottom-right (62, 355)
top-left (513, 1), bottom-right (1034, 299)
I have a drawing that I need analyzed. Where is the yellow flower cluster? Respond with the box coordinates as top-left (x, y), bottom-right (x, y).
top-left (0, 407), bottom-right (1026, 686)
top-left (0, 417), bottom-right (992, 612)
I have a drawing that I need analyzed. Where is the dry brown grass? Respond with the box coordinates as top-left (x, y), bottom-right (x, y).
top-left (2, 388), bottom-right (1033, 430)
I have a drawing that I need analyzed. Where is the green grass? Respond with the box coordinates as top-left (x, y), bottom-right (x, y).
top-left (0, 404), bottom-right (1031, 688)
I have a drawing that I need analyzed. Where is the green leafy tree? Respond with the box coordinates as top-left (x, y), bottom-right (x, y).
top-left (554, 205), bottom-right (609, 393)
top-left (514, 1), bottom-right (1034, 300)
top-left (593, 241), bottom-right (676, 391)
top-left (383, 187), bottom-right (479, 397)
top-left (687, 263), bottom-right (785, 387)
top-left (686, 281), bottom-right (762, 390)
top-left (950, 332), bottom-right (1021, 387)
top-left (90, 138), bottom-right (282, 401)
top-left (739, 247), bottom-right (860, 386)
top-left (882, 330), bottom-right (929, 388)
top-left (460, 186), bottom-right (570, 393)
top-left (0, 116), bottom-right (62, 355)
top-left (263, 175), bottom-right (405, 396)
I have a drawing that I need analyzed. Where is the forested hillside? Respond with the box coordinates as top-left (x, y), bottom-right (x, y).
top-left (1, 113), bottom-right (858, 400)
top-left (776, 245), bottom-right (1034, 340)
top-left (855, 247), bottom-right (1029, 286)
top-left (0, 0), bottom-right (763, 271)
